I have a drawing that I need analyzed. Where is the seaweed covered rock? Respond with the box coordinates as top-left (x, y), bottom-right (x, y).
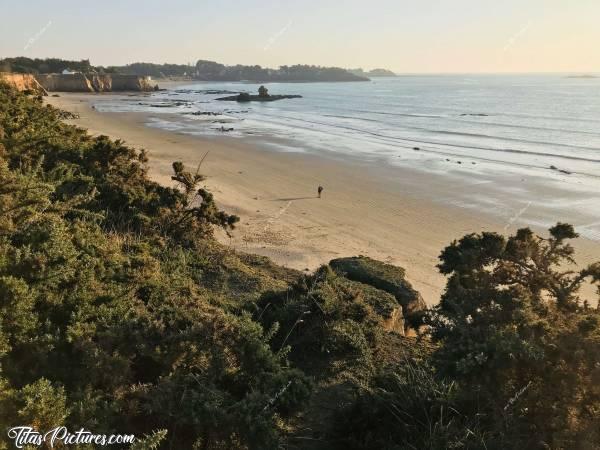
top-left (329, 256), bottom-right (426, 318)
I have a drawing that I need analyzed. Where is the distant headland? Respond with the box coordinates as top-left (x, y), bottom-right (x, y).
top-left (191, 60), bottom-right (369, 82)
top-left (0, 57), bottom-right (371, 84)
top-left (349, 68), bottom-right (397, 77)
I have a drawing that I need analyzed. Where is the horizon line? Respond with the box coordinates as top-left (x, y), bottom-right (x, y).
top-left (1, 55), bottom-right (599, 76)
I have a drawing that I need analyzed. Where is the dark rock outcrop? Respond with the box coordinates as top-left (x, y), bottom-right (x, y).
top-left (187, 111), bottom-right (220, 116)
top-left (258, 85), bottom-right (269, 97)
top-left (216, 93), bottom-right (302, 102)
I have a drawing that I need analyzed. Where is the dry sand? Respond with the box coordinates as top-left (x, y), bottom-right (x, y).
top-left (46, 92), bottom-right (600, 305)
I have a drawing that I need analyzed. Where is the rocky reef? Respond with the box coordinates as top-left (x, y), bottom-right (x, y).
top-left (217, 93), bottom-right (302, 102)
top-left (217, 86), bottom-right (301, 102)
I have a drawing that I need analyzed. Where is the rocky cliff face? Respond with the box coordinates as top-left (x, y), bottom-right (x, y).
top-left (111, 74), bottom-right (156, 91)
top-left (329, 256), bottom-right (427, 330)
top-left (90, 74), bottom-right (112, 92)
top-left (36, 73), bottom-right (95, 92)
top-left (35, 73), bottom-right (157, 92)
top-left (0, 73), bottom-right (47, 95)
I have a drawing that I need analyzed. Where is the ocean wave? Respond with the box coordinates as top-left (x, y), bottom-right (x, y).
top-left (319, 101), bottom-right (600, 126)
top-left (420, 129), bottom-right (600, 153)
top-left (255, 112), bottom-right (600, 165)
top-left (323, 113), bottom-right (600, 138)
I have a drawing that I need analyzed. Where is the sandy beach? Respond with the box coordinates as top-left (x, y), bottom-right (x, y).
top-left (45, 91), bottom-right (600, 304)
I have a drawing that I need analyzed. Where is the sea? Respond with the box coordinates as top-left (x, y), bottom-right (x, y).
top-left (92, 74), bottom-right (600, 240)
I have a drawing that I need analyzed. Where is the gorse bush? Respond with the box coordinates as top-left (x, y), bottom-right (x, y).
top-left (331, 362), bottom-right (488, 450)
top-left (331, 226), bottom-right (600, 450)
top-left (427, 224), bottom-right (600, 449)
top-left (0, 83), bottom-right (598, 449)
top-left (0, 83), bottom-right (307, 449)
top-left (258, 266), bottom-right (392, 382)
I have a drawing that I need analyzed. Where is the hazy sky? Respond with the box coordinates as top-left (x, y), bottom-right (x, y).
top-left (1, 0), bottom-right (599, 73)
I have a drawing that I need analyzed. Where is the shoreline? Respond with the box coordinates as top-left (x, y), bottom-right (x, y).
top-left (45, 92), bottom-right (600, 304)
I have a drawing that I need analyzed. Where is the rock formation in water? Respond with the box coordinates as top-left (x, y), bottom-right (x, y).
top-left (258, 85), bottom-right (269, 97)
top-left (195, 60), bottom-right (369, 82)
top-left (216, 93), bottom-right (302, 102)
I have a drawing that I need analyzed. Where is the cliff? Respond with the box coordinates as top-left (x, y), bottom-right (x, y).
top-left (35, 73), bottom-right (158, 92)
top-left (0, 73), bottom-right (48, 95)
top-left (36, 73), bottom-right (95, 92)
top-left (111, 74), bottom-right (157, 91)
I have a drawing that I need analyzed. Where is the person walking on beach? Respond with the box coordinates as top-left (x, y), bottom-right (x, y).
top-left (317, 185), bottom-right (324, 198)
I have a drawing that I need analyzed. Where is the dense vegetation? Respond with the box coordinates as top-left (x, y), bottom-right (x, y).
top-left (337, 226), bottom-right (600, 449)
top-left (0, 57), bottom-right (95, 74)
top-left (0, 83), bottom-right (598, 449)
top-left (105, 63), bottom-right (193, 78)
top-left (0, 83), bottom-right (308, 449)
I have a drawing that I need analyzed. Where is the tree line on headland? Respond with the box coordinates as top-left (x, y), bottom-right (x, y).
top-left (0, 57), bottom-right (398, 82)
top-left (0, 82), bottom-right (599, 449)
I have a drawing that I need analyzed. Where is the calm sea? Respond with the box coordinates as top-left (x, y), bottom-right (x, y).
top-left (94, 74), bottom-right (600, 239)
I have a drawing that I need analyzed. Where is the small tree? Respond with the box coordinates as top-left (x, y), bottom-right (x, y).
top-left (170, 160), bottom-right (239, 235)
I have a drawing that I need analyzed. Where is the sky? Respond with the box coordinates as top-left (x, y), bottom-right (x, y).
top-left (1, 0), bottom-right (599, 73)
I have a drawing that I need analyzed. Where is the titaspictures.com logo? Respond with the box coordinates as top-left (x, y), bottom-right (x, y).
top-left (7, 426), bottom-right (135, 448)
